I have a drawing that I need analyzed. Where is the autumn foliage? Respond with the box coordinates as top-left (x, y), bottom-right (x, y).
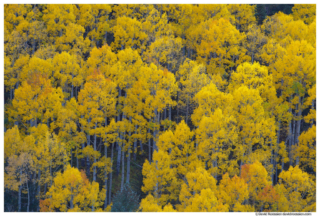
top-left (4, 4), bottom-right (316, 212)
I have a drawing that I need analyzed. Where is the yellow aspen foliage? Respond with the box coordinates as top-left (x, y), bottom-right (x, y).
top-left (240, 161), bottom-right (272, 209)
top-left (192, 82), bottom-right (234, 127)
top-left (246, 24), bottom-right (267, 63)
top-left (145, 36), bottom-right (182, 70)
top-left (229, 62), bottom-right (276, 106)
top-left (21, 56), bottom-right (53, 83)
top-left (139, 194), bottom-right (176, 212)
top-left (40, 165), bottom-right (106, 212)
top-left (232, 86), bottom-right (268, 166)
top-left (87, 44), bottom-right (117, 77)
top-left (295, 125), bottom-right (316, 176)
top-left (142, 9), bottom-right (172, 46)
top-left (74, 4), bottom-right (111, 48)
top-left (192, 18), bottom-right (246, 77)
top-left (33, 130), bottom-right (69, 189)
top-left (141, 149), bottom-right (179, 206)
top-left (196, 109), bottom-right (238, 178)
top-left (112, 16), bottom-right (147, 52)
top-left (4, 125), bottom-right (22, 159)
top-left (177, 167), bottom-right (228, 212)
top-left (193, 4), bottom-right (235, 24)
top-left (157, 120), bottom-right (195, 183)
top-left (292, 4), bottom-right (316, 24)
top-left (55, 98), bottom-right (84, 163)
top-left (217, 173), bottom-right (250, 212)
top-left (5, 152), bottom-right (34, 192)
top-left (4, 54), bottom-right (29, 97)
top-left (177, 59), bottom-right (210, 123)
top-left (227, 4), bottom-right (256, 32)
top-left (304, 85), bottom-right (316, 125)
top-left (4, 4), bottom-right (28, 33)
top-left (306, 19), bottom-right (316, 48)
top-left (3, 3), bottom-right (317, 213)
top-left (277, 166), bottom-right (315, 212)
top-left (10, 74), bottom-right (63, 131)
top-left (42, 5), bottom-right (76, 40)
top-left (257, 185), bottom-right (280, 212)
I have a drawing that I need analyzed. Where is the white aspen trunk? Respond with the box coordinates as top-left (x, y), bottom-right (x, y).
top-left (104, 117), bottom-right (108, 208)
top-left (18, 169), bottom-right (22, 212)
top-left (27, 181), bottom-right (30, 212)
top-left (109, 142), bottom-right (114, 205)
top-left (127, 116), bottom-right (132, 183)
top-left (295, 96), bottom-right (304, 166)
top-left (93, 122), bottom-right (97, 182)
top-left (80, 115), bottom-right (85, 169)
top-left (37, 169), bottom-right (41, 212)
top-left (155, 161), bottom-right (158, 198)
top-left (121, 141), bottom-right (125, 191)
top-left (86, 117), bottom-right (91, 177)
top-left (291, 110), bottom-right (296, 166)
top-left (116, 88), bottom-right (122, 175)
top-left (133, 124), bottom-right (137, 161)
top-left (153, 108), bottom-right (158, 152)
top-left (287, 95), bottom-right (293, 166)
top-left (104, 17), bottom-right (108, 42)
top-left (148, 119), bottom-right (151, 161)
top-left (70, 187), bottom-right (74, 210)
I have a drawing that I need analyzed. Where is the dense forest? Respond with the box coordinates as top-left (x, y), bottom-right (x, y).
top-left (4, 4), bottom-right (316, 212)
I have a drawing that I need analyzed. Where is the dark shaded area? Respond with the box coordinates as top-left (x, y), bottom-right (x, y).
top-left (111, 183), bottom-right (140, 212)
top-left (255, 4), bottom-right (294, 25)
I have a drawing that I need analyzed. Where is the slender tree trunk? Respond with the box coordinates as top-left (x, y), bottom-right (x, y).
top-left (71, 72), bottom-right (74, 98)
top-left (311, 100), bottom-right (314, 127)
top-left (140, 137), bottom-right (143, 152)
top-left (186, 93), bottom-right (189, 125)
top-left (44, 167), bottom-right (47, 196)
top-left (50, 163), bottom-right (53, 187)
top-left (148, 119), bottom-right (151, 161)
top-left (116, 140), bottom-right (121, 176)
top-left (176, 91), bottom-right (179, 123)
top-left (70, 187), bottom-right (74, 210)
top-left (10, 88), bottom-right (13, 101)
top-left (133, 124), bottom-right (137, 161)
top-left (86, 117), bottom-right (91, 177)
top-left (291, 110), bottom-right (296, 166)
top-left (295, 96), bottom-right (304, 166)
top-left (75, 86), bottom-right (78, 99)
top-left (70, 148), bottom-right (73, 167)
top-left (37, 169), bottom-right (41, 212)
top-left (126, 119), bottom-right (131, 184)
top-left (121, 140), bottom-right (125, 191)
top-left (93, 122), bottom-right (97, 181)
top-left (18, 170), bottom-right (22, 212)
top-left (116, 87), bottom-right (121, 176)
top-left (155, 161), bottom-right (158, 198)
top-left (153, 108), bottom-right (158, 152)
top-left (104, 17), bottom-right (108, 42)
top-left (109, 142), bottom-right (114, 205)
top-left (270, 138), bottom-right (274, 185)
top-left (288, 95), bottom-right (293, 165)
top-left (288, 119), bottom-right (293, 166)
top-left (81, 115), bottom-right (86, 170)
top-left (27, 181), bottom-right (30, 212)
top-left (126, 116), bottom-right (132, 183)
top-left (104, 117), bottom-right (108, 208)
top-left (251, 51), bottom-right (254, 64)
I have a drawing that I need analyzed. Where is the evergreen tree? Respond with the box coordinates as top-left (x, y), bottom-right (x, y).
top-left (255, 4), bottom-right (267, 25)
